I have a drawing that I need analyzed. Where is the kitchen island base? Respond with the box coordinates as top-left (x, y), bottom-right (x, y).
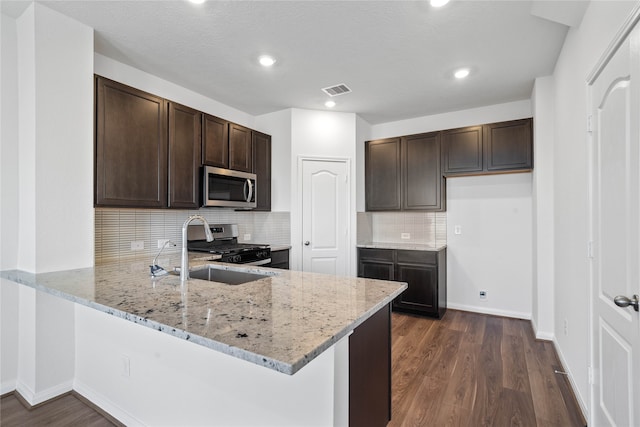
top-left (74, 303), bottom-right (349, 426)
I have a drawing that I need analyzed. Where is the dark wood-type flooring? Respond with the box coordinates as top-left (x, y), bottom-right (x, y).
top-left (1, 310), bottom-right (586, 427)
top-left (0, 392), bottom-right (117, 427)
top-left (390, 310), bottom-right (586, 427)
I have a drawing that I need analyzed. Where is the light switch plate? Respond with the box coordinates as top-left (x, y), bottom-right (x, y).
top-left (401, 233), bottom-right (410, 240)
top-left (244, 234), bottom-right (251, 241)
top-left (454, 225), bottom-right (462, 235)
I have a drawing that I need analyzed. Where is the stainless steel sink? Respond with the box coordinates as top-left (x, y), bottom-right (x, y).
top-left (189, 267), bottom-right (271, 285)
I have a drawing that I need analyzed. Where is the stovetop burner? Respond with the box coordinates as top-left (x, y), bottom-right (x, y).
top-left (188, 239), bottom-right (269, 255)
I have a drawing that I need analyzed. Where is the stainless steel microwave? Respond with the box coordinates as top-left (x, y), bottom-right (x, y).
top-left (202, 166), bottom-right (257, 208)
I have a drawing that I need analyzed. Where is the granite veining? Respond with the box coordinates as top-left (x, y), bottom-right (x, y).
top-left (1, 253), bottom-right (406, 375)
top-left (357, 242), bottom-right (447, 251)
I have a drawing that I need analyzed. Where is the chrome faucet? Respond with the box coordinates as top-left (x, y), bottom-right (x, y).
top-left (180, 215), bottom-right (214, 282)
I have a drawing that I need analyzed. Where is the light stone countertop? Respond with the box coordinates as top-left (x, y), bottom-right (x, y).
top-left (269, 244), bottom-right (292, 252)
top-left (1, 253), bottom-right (406, 375)
top-left (357, 242), bottom-right (447, 251)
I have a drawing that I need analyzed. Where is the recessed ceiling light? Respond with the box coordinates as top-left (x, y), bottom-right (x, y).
top-left (188, 0), bottom-right (206, 4)
top-left (454, 68), bottom-right (470, 79)
top-left (430, 0), bottom-right (450, 7)
top-left (258, 55), bottom-right (276, 67)
top-left (325, 100), bottom-right (336, 108)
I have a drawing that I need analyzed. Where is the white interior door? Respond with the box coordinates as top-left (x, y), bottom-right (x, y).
top-left (301, 159), bottom-right (349, 276)
top-left (590, 23), bottom-right (640, 427)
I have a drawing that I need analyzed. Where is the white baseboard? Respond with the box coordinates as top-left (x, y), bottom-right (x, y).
top-left (74, 379), bottom-right (144, 427)
top-left (1, 380), bottom-right (17, 396)
top-left (447, 302), bottom-right (531, 320)
top-left (552, 339), bottom-right (589, 424)
top-left (530, 317), bottom-right (555, 341)
top-left (15, 379), bottom-right (73, 406)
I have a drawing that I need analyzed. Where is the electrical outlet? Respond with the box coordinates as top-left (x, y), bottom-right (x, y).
top-left (479, 290), bottom-right (487, 300)
top-left (401, 233), bottom-right (411, 240)
top-left (157, 239), bottom-right (171, 249)
top-left (564, 319), bottom-right (569, 336)
top-left (454, 225), bottom-right (462, 235)
top-left (130, 241), bottom-right (144, 251)
top-left (121, 355), bottom-right (130, 378)
top-left (243, 233), bottom-right (251, 241)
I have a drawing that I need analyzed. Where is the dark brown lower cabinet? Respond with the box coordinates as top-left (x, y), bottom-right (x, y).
top-left (358, 247), bottom-right (447, 318)
top-left (269, 249), bottom-right (289, 269)
top-left (349, 303), bottom-right (391, 427)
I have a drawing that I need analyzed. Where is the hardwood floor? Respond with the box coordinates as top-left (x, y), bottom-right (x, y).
top-left (0, 392), bottom-right (117, 427)
top-left (390, 310), bottom-right (586, 427)
top-left (0, 310), bottom-right (585, 427)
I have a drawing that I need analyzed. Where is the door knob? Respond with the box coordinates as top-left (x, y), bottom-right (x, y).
top-left (304, 241), bottom-right (310, 246)
top-left (614, 294), bottom-right (639, 312)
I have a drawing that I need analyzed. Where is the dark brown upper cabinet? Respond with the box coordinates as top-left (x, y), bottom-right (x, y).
top-left (365, 138), bottom-right (402, 211)
top-left (202, 114), bottom-right (229, 168)
top-left (229, 123), bottom-right (253, 172)
top-left (168, 102), bottom-right (201, 209)
top-left (252, 131), bottom-right (272, 211)
top-left (402, 132), bottom-right (445, 211)
top-left (365, 133), bottom-right (444, 212)
top-left (443, 118), bottom-right (533, 176)
top-left (442, 125), bottom-right (484, 175)
top-left (484, 118), bottom-right (533, 172)
top-left (95, 76), bottom-right (168, 208)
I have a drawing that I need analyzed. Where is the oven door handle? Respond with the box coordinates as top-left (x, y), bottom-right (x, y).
top-left (243, 258), bottom-right (271, 266)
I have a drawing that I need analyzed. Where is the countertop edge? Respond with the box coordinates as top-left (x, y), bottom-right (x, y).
top-left (0, 269), bottom-right (406, 375)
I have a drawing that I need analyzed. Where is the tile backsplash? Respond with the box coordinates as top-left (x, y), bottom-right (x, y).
top-left (95, 208), bottom-right (290, 264)
top-left (357, 211), bottom-right (447, 246)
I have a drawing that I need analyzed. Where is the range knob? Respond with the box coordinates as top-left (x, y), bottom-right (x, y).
top-left (257, 250), bottom-right (268, 259)
top-left (230, 255), bottom-right (242, 263)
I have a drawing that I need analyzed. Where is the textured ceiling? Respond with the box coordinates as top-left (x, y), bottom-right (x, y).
top-left (5, 0), bottom-right (575, 124)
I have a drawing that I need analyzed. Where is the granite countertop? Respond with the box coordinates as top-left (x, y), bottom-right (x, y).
top-left (357, 242), bottom-right (447, 251)
top-left (1, 253), bottom-right (406, 375)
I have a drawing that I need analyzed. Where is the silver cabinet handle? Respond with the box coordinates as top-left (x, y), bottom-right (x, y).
top-left (614, 294), bottom-right (639, 312)
top-left (304, 241), bottom-right (310, 246)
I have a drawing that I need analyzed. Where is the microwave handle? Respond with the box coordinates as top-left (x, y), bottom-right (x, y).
top-left (244, 179), bottom-right (254, 202)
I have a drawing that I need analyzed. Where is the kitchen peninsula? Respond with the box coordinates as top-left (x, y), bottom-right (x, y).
top-left (1, 255), bottom-right (406, 426)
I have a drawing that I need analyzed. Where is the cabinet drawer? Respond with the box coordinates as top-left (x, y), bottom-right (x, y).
top-left (396, 250), bottom-right (437, 265)
top-left (358, 248), bottom-right (394, 262)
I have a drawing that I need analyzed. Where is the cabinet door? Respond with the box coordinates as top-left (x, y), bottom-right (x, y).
top-left (394, 262), bottom-right (438, 315)
top-left (365, 138), bottom-right (401, 211)
top-left (168, 102), bottom-right (201, 209)
top-left (484, 118), bottom-right (533, 172)
top-left (350, 304), bottom-right (391, 427)
top-left (95, 76), bottom-right (167, 208)
top-left (402, 132), bottom-right (445, 211)
top-left (202, 114), bottom-right (229, 168)
top-left (442, 125), bottom-right (483, 175)
top-left (229, 123), bottom-right (253, 172)
top-left (252, 131), bottom-right (271, 211)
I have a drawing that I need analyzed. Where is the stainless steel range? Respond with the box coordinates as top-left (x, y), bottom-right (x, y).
top-left (187, 224), bottom-right (271, 266)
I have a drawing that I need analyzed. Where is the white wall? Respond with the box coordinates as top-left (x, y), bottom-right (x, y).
top-left (95, 54), bottom-right (257, 133)
top-left (1, 13), bottom-right (20, 271)
top-left (254, 109), bottom-right (293, 212)
top-left (531, 76), bottom-right (555, 339)
top-left (370, 99), bottom-right (531, 140)
top-left (0, 12), bottom-right (21, 395)
top-left (290, 109), bottom-right (358, 275)
top-left (446, 174), bottom-right (533, 318)
top-left (16, 3), bottom-right (94, 273)
top-left (549, 0), bottom-right (637, 416)
top-left (355, 115), bottom-right (372, 212)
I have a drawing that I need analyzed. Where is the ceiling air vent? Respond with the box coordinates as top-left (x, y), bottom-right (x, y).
top-left (321, 84), bottom-right (352, 97)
